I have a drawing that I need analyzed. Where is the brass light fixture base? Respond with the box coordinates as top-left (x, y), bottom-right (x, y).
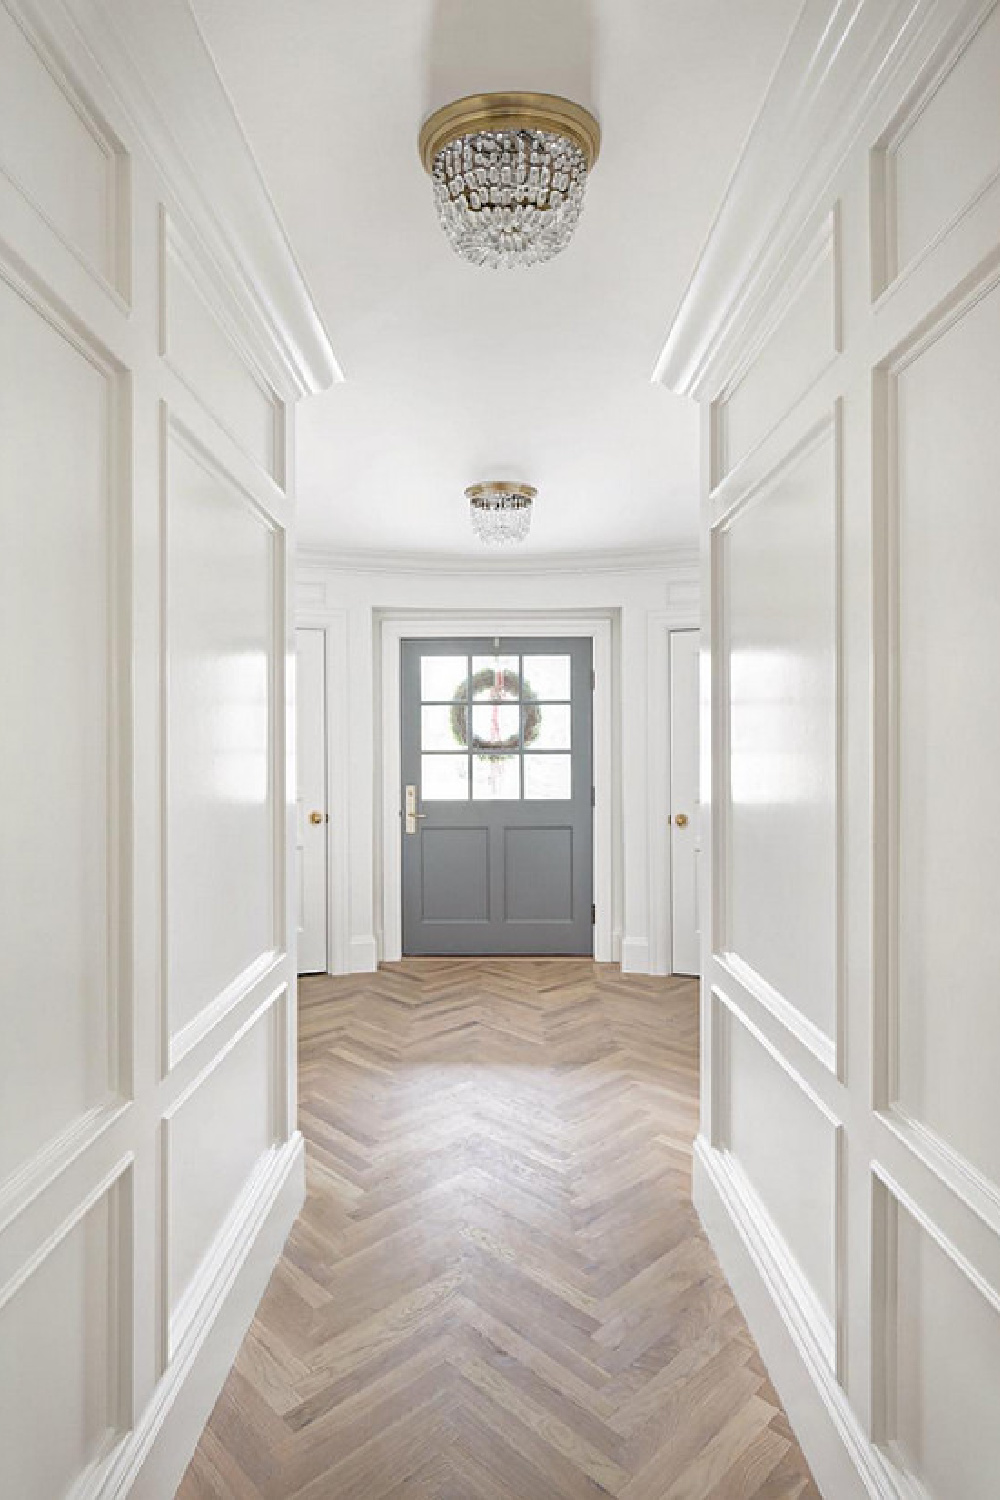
top-left (419, 93), bottom-right (601, 174)
top-left (465, 481), bottom-right (538, 505)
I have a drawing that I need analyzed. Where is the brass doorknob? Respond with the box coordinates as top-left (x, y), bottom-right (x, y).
top-left (673, 812), bottom-right (689, 828)
top-left (309, 811), bottom-right (326, 825)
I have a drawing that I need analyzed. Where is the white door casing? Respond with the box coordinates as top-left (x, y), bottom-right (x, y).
top-left (295, 627), bottom-right (328, 974)
top-left (0, 3), bottom-right (337, 1497)
top-left (656, 2), bottom-right (1000, 1497)
top-left (669, 630), bottom-right (700, 976)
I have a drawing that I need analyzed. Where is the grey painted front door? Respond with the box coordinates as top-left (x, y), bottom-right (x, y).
top-left (401, 638), bottom-right (594, 955)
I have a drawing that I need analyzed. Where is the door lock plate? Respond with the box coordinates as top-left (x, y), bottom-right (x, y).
top-left (404, 783), bottom-right (425, 834)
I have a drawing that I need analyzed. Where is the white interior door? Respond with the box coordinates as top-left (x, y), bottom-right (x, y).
top-left (296, 627), bottom-right (328, 973)
top-left (670, 629), bottom-right (700, 975)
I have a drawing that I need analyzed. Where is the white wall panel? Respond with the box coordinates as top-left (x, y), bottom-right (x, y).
top-left (716, 219), bottom-right (837, 477)
top-left (165, 428), bottom-right (279, 1049)
top-left (165, 1003), bottom-right (277, 1341)
top-left (0, 1170), bottom-right (127, 1500)
top-left (163, 219), bottom-right (281, 479)
top-left (662, 3), bottom-right (1000, 1495)
top-left (894, 274), bottom-right (1000, 1196)
top-left (0, 272), bottom-right (119, 1191)
top-left (0, 3), bottom-right (124, 289)
top-left (722, 1001), bottom-right (838, 1331)
top-left (888, 3), bottom-right (1000, 279)
top-left (720, 428), bottom-right (838, 1045)
top-left (0, 2), bottom-right (327, 1493)
top-left (878, 1179), bottom-right (1000, 1499)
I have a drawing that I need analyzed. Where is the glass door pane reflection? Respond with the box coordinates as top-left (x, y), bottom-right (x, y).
top-left (524, 754), bottom-right (572, 800)
top-left (473, 755), bottom-right (519, 800)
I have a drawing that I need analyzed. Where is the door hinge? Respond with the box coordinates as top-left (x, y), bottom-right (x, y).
top-left (591, 669), bottom-right (596, 690)
top-left (591, 786), bottom-right (596, 807)
top-left (591, 903), bottom-right (596, 925)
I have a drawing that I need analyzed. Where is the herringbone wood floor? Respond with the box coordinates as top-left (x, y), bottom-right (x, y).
top-left (177, 960), bottom-right (818, 1500)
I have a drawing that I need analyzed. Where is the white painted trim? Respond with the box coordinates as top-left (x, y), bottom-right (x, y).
top-left (160, 983), bottom-right (289, 1364)
top-left (159, 207), bottom-right (287, 490)
top-left (694, 1139), bottom-right (900, 1500)
top-left (652, 0), bottom-right (959, 397)
top-left (347, 937), bottom-right (379, 974)
top-left (378, 614), bottom-right (615, 965)
top-left (619, 938), bottom-right (650, 975)
top-left (298, 544), bottom-right (699, 577)
top-left (160, 412), bottom-right (289, 1069)
top-left (99, 1133), bottom-right (304, 1500)
top-left (646, 612), bottom-right (700, 975)
top-left (0, 1), bottom-right (132, 303)
top-left (708, 410), bottom-right (844, 1079)
top-left (0, 1154), bottom-right (134, 1495)
top-left (17, 0), bottom-right (341, 397)
top-left (295, 609), bottom-right (351, 975)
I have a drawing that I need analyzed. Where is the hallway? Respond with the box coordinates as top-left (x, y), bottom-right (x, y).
top-left (178, 962), bottom-right (817, 1499)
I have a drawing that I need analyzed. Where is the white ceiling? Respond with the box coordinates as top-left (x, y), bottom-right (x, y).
top-left (191, 0), bottom-right (800, 558)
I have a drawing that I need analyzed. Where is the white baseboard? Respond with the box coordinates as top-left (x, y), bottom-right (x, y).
top-left (620, 936), bottom-right (650, 974)
top-left (348, 935), bottom-right (379, 973)
top-left (693, 1138), bottom-right (898, 1500)
top-left (101, 1134), bottom-right (305, 1500)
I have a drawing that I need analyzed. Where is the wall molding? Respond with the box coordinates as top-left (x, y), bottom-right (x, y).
top-left (297, 543), bottom-right (700, 579)
top-left (0, 247), bottom-right (134, 1211)
top-left (871, 1), bottom-right (1000, 300)
top-left (710, 986), bottom-right (843, 1369)
top-left (100, 1134), bottom-right (303, 1500)
top-left (0, 1156), bottom-right (134, 1500)
top-left (710, 411), bottom-right (843, 1076)
top-left (161, 411), bottom-right (287, 1070)
top-left (870, 1163), bottom-right (1000, 1495)
top-left (710, 207), bottom-right (841, 486)
top-left (873, 256), bottom-right (1000, 1190)
top-left (0, 1), bottom-right (131, 302)
top-left (159, 208), bottom-right (286, 488)
top-left (160, 983), bottom-right (288, 1365)
top-left (17, 0), bottom-right (341, 398)
top-left (652, 0), bottom-right (971, 398)
top-left (695, 1139), bottom-right (899, 1500)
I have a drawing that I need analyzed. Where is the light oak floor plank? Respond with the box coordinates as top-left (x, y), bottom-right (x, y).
top-left (176, 959), bottom-right (818, 1499)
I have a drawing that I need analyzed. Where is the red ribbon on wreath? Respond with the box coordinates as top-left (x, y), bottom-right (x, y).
top-left (450, 668), bottom-right (542, 756)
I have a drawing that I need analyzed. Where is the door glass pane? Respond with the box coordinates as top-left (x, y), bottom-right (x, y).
top-left (421, 704), bottom-right (464, 751)
top-left (524, 754), bottom-right (572, 800)
top-left (471, 656), bottom-right (519, 700)
top-left (471, 703), bottom-right (519, 751)
top-left (528, 702), bottom-right (571, 750)
top-left (422, 753), bottom-right (469, 800)
top-left (421, 654), bottom-right (467, 702)
top-left (473, 754), bottom-right (519, 800)
top-left (522, 654), bottom-right (571, 700)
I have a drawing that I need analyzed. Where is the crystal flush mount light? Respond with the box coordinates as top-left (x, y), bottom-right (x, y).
top-left (419, 92), bottom-right (601, 268)
top-left (466, 481), bottom-right (536, 546)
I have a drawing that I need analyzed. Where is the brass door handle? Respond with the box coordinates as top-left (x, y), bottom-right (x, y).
top-left (413, 812), bottom-right (427, 820)
top-left (309, 810), bottom-right (326, 825)
top-left (673, 812), bottom-right (689, 828)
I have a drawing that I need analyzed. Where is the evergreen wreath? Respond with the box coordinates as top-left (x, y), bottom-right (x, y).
top-left (451, 668), bottom-right (542, 755)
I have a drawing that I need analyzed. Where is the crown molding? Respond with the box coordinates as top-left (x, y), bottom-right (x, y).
top-left (33, 0), bottom-right (342, 399)
top-left (295, 543), bottom-right (699, 578)
top-left (652, 0), bottom-right (960, 399)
